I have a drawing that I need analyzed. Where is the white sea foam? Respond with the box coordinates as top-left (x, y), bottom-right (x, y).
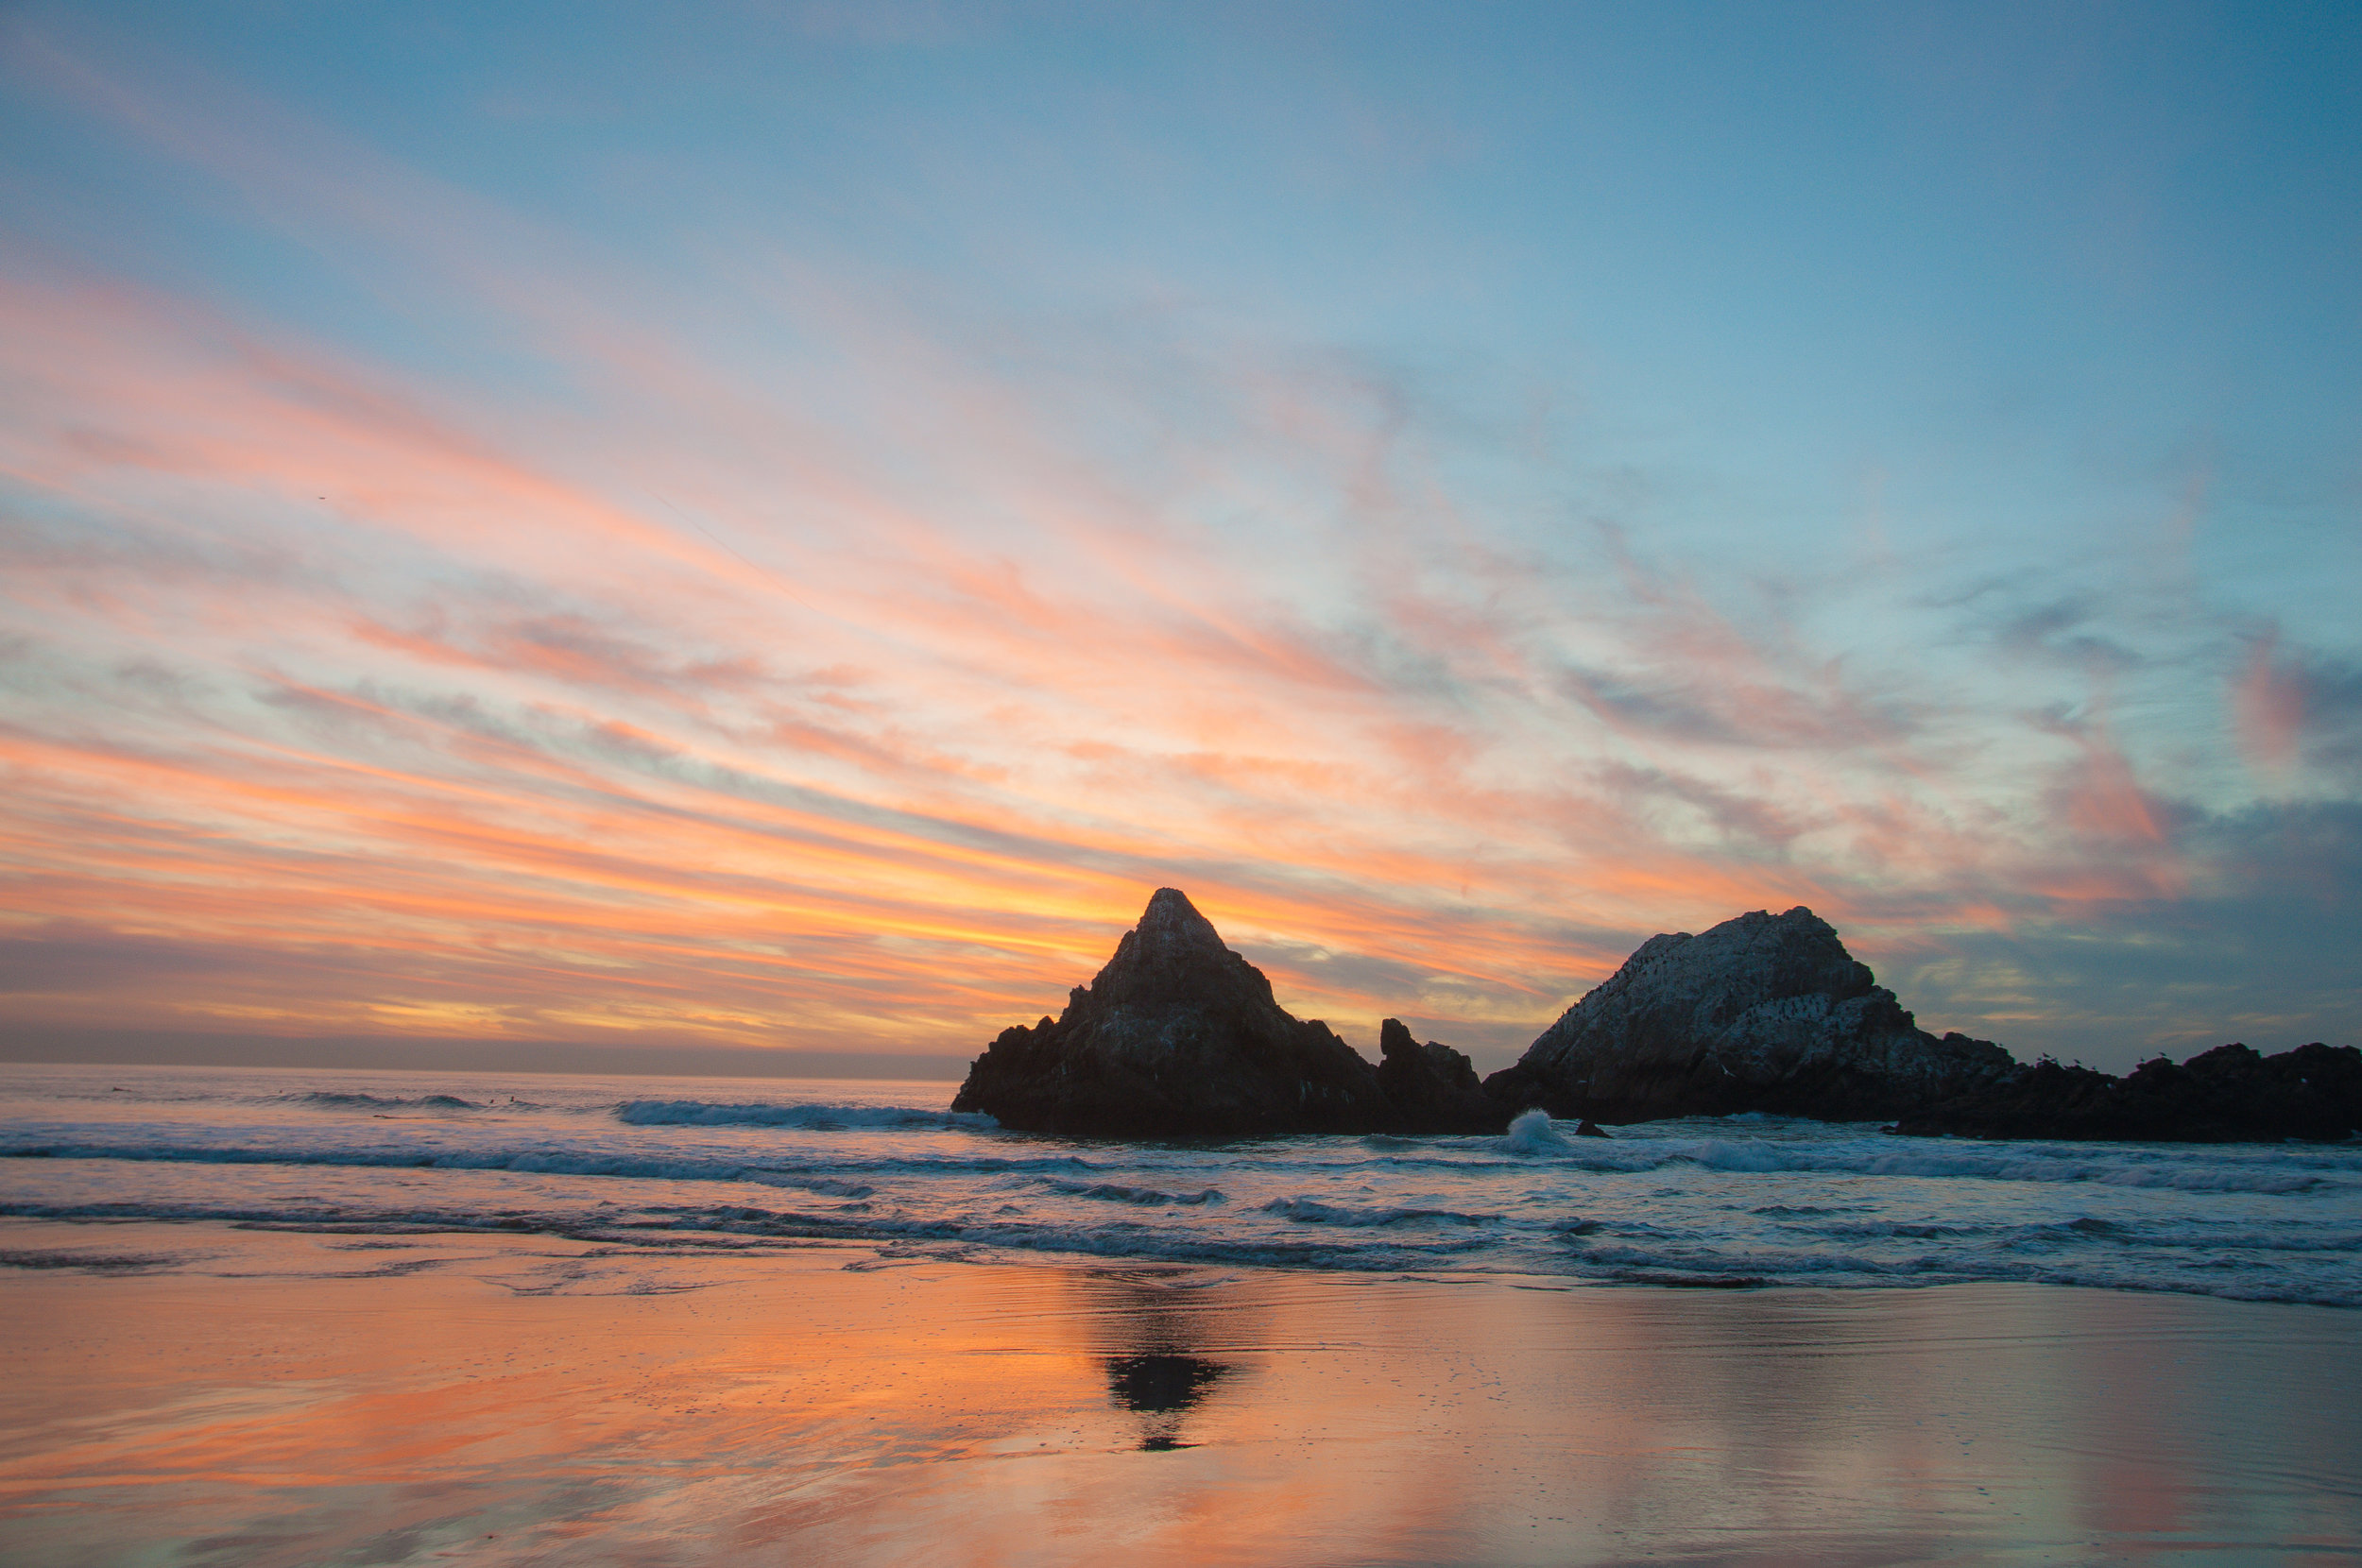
top-left (1500, 1109), bottom-right (1570, 1155)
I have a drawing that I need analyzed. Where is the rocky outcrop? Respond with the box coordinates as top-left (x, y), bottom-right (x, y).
top-left (1482, 907), bottom-right (2015, 1123)
top-left (954, 892), bottom-right (2343, 1145)
top-left (1893, 1042), bottom-right (2362, 1144)
top-left (951, 889), bottom-right (1395, 1136)
top-left (1376, 1018), bottom-right (1513, 1133)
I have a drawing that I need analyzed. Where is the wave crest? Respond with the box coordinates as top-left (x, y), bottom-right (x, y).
top-left (1262, 1196), bottom-right (1498, 1227)
top-left (615, 1100), bottom-right (997, 1131)
top-left (1045, 1179), bottom-right (1225, 1206)
top-left (285, 1092), bottom-right (481, 1111)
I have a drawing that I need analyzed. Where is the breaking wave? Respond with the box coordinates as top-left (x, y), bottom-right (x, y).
top-left (1500, 1108), bottom-right (1570, 1156)
top-left (615, 1099), bottom-right (997, 1131)
top-left (1262, 1197), bottom-right (1499, 1227)
top-left (284, 1092), bottom-right (482, 1112)
top-left (1044, 1179), bottom-right (1226, 1206)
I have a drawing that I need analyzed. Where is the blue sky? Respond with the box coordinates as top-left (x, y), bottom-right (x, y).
top-left (1, 1), bottom-right (2355, 1071)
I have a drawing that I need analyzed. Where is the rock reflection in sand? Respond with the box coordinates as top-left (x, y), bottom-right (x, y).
top-left (1071, 1269), bottom-right (1247, 1450)
top-left (1104, 1354), bottom-right (1227, 1448)
top-left (6, 1223), bottom-right (2361, 1566)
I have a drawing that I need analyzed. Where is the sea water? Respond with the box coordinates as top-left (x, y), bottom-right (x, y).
top-left (3, 1061), bottom-right (2357, 1306)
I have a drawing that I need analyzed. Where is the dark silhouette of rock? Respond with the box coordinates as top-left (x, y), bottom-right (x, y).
top-left (955, 892), bottom-right (2343, 1145)
top-left (951, 888), bottom-right (1395, 1136)
top-left (1482, 907), bottom-right (2015, 1124)
top-left (1376, 1018), bottom-right (1513, 1133)
top-left (1892, 1041), bottom-right (2362, 1144)
top-left (1105, 1353), bottom-right (1230, 1449)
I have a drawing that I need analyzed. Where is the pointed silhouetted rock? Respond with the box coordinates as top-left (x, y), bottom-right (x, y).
top-left (1482, 907), bottom-right (2015, 1123)
top-left (951, 889), bottom-right (1394, 1136)
top-left (1376, 1018), bottom-right (1512, 1133)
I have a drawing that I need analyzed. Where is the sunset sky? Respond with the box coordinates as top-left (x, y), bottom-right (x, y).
top-left (2, 2), bottom-right (2354, 1074)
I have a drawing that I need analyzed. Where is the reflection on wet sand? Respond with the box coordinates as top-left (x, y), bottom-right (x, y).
top-left (1070, 1269), bottom-right (1253, 1450)
top-left (1104, 1354), bottom-right (1227, 1449)
top-left (2, 1220), bottom-right (2359, 1566)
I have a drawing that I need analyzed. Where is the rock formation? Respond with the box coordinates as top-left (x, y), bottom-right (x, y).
top-left (1375, 1018), bottom-right (1513, 1133)
top-left (1893, 1041), bottom-right (2362, 1144)
top-left (1482, 907), bottom-right (2015, 1123)
top-left (955, 891), bottom-right (2345, 1145)
top-left (951, 888), bottom-right (1397, 1136)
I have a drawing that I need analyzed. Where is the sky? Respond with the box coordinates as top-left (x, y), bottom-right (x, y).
top-left (0, 0), bottom-right (2355, 1076)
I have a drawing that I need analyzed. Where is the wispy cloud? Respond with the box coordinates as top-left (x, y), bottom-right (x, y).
top-left (0, 19), bottom-right (2353, 1071)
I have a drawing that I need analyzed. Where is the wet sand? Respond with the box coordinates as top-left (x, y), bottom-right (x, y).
top-left (2, 1218), bottom-right (2358, 1566)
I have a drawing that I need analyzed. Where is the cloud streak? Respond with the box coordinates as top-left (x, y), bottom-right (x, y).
top-left (0, 18), bottom-right (2353, 1071)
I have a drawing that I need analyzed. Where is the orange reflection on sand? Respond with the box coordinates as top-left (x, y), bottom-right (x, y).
top-left (5, 1226), bottom-right (2358, 1566)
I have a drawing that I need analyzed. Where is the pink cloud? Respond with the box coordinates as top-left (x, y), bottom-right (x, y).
top-left (2233, 629), bottom-right (2306, 777)
top-left (0, 33), bottom-right (2314, 1064)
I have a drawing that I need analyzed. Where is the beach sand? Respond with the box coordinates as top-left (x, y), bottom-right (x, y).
top-left (2, 1217), bottom-right (2357, 1566)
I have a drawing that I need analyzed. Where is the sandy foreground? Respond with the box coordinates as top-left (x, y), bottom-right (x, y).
top-left (0, 1218), bottom-right (2356, 1567)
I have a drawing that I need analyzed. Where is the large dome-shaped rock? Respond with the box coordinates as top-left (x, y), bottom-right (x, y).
top-left (951, 889), bottom-right (1394, 1136)
top-left (1482, 907), bottom-right (2014, 1123)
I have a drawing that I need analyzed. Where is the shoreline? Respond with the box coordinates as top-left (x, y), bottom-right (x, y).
top-left (5, 1217), bottom-right (2360, 1565)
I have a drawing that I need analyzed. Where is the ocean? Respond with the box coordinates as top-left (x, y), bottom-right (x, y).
top-left (6, 1060), bottom-right (2357, 1307)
